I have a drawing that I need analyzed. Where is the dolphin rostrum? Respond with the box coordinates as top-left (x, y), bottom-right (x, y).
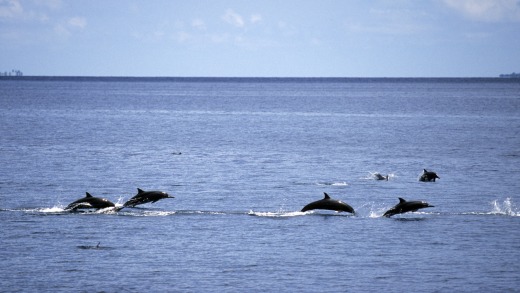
top-left (419, 169), bottom-right (440, 182)
top-left (383, 197), bottom-right (434, 217)
top-left (65, 192), bottom-right (116, 211)
top-left (301, 192), bottom-right (355, 214)
top-left (123, 188), bottom-right (174, 208)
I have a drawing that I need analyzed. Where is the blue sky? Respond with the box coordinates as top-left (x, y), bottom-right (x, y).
top-left (1, 0), bottom-right (519, 77)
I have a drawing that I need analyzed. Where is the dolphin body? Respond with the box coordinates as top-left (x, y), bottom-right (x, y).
top-left (301, 192), bottom-right (355, 214)
top-left (123, 188), bottom-right (174, 207)
top-left (65, 192), bottom-right (116, 211)
top-left (383, 197), bottom-right (434, 217)
top-left (373, 173), bottom-right (389, 181)
top-left (419, 169), bottom-right (440, 182)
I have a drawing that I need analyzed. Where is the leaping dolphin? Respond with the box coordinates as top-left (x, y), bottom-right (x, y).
top-left (301, 192), bottom-right (355, 214)
top-left (383, 197), bottom-right (434, 217)
top-left (123, 188), bottom-right (174, 207)
top-left (65, 192), bottom-right (116, 211)
top-left (419, 169), bottom-right (440, 182)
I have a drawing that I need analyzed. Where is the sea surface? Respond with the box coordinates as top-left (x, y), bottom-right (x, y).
top-left (0, 77), bottom-right (519, 292)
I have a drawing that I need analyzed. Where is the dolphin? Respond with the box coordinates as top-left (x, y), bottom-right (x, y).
top-left (419, 169), bottom-right (440, 182)
top-left (65, 192), bottom-right (116, 211)
top-left (383, 197), bottom-right (434, 217)
top-left (301, 192), bottom-right (355, 214)
top-left (123, 188), bottom-right (174, 207)
top-left (373, 173), bottom-right (389, 181)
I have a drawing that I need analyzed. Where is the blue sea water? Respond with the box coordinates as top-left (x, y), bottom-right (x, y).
top-left (0, 77), bottom-right (519, 292)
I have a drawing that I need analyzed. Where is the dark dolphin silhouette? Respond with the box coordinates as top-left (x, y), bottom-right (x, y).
top-left (419, 169), bottom-right (440, 182)
top-left (301, 192), bottom-right (355, 214)
top-left (77, 242), bottom-right (101, 250)
top-left (373, 173), bottom-right (389, 181)
top-left (123, 188), bottom-right (174, 207)
top-left (65, 192), bottom-right (116, 211)
top-left (383, 197), bottom-right (434, 217)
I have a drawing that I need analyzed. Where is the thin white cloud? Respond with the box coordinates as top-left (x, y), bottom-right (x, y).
top-left (68, 16), bottom-right (86, 29)
top-left (443, 0), bottom-right (520, 22)
top-left (222, 9), bottom-right (244, 27)
top-left (173, 31), bottom-right (191, 43)
top-left (0, 0), bottom-right (24, 19)
top-left (250, 14), bottom-right (262, 24)
top-left (191, 18), bottom-right (206, 30)
top-left (53, 16), bottom-right (86, 37)
top-left (34, 0), bottom-right (62, 10)
top-left (0, 0), bottom-right (63, 21)
top-left (53, 23), bottom-right (69, 36)
top-left (210, 33), bottom-right (229, 43)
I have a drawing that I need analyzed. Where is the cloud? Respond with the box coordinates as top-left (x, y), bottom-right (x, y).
top-left (443, 0), bottom-right (520, 22)
top-left (53, 16), bottom-right (86, 37)
top-left (0, 0), bottom-right (24, 19)
top-left (222, 9), bottom-right (244, 27)
top-left (34, 0), bottom-right (62, 10)
top-left (191, 18), bottom-right (206, 30)
top-left (250, 14), bottom-right (262, 24)
top-left (0, 0), bottom-right (64, 24)
top-left (173, 31), bottom-right (191, 43)
top-left (68, 16), bottom-right (86, 29)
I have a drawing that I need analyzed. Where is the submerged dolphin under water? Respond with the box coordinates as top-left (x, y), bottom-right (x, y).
top-left (65, 192), bottom-right (116, 211)
top-left (301, 192), bottom-right (355, 214)
top-left (123, 188), bottom-right (174, 208)
top-left (383, 197), bottom-right (434, 217)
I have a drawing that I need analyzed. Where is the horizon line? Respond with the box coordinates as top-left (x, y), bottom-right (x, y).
top-left (0, 75), bottom-right (509, 79)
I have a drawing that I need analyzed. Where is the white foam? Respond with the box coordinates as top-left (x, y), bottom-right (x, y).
top-left (315, 181), bottom-right (348, 186)
top-left (490, 198), bottom-right (519, 217)
top-left (39, 206), bottom-right (66, 213)
top-left (248, 210), bottom-right (306, 217)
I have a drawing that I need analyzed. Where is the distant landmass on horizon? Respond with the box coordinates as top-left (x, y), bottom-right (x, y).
top-left (499, 72), bottom-right (520, 78)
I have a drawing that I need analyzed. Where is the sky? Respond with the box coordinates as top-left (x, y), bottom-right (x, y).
top-left (1, 0), bottom-right (519, 77)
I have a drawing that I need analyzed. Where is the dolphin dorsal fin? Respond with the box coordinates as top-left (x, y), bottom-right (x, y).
top-left (137, 188), bottom-right (145, 194)
top-left (323, 192), bottom-right (331, 199)
top-left (86, 192), bottom-right (93, 198)
top-left (398, 197), bottom-right (406, 203)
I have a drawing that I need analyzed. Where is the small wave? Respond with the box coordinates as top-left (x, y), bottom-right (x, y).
top-left (248, 209), bottom-right (306, 217)
top-left (23, 205), bottom-right (122, 215)
top-left (315, 181), bottom-right (349, 186)
top-left (117, 210), bottom-right (232, 217)
top-left (118, 210), bottom-right (177, 217)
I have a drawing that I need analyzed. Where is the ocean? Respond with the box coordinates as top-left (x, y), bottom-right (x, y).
top-left (0, 77), bottom-right (519, 292)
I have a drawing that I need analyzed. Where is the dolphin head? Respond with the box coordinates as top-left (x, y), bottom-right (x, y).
top-left (159, 191), bottom-right (174, 199)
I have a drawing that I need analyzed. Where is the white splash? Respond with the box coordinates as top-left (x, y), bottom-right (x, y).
top-left (490, 198), bottom-right (519, 217)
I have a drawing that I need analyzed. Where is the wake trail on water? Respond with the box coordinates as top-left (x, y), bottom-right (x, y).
top-left (3, 198), bottom-right (518, 218)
